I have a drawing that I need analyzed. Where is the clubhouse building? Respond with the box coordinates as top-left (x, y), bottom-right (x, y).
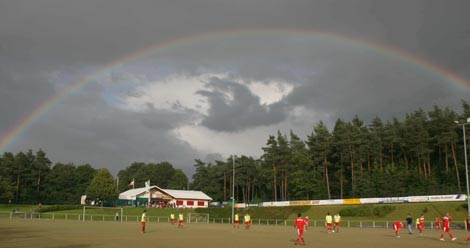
top-left (118, 185), bottom-right (212, 208)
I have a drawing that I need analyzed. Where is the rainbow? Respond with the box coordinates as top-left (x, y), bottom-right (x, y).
top-left (1, 28), bottom-right (469, 152)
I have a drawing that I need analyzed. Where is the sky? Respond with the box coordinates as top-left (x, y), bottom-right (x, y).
top-left (1, 0), bottom-right (469, 178)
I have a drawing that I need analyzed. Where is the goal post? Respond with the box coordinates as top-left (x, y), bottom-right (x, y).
top-left (82, 206), bottom-right (123, 222)
top-left (187, 213), bottom-right (209, 224)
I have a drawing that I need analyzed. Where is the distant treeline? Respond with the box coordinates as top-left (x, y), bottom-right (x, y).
top-left (0, 100), bottom-right (469, 205)
top-left (0, 152), bottom-right (189, 205)
top-left (190, 100), bottom-right (470, 203)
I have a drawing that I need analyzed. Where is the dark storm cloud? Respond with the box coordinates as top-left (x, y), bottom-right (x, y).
top-left (0, 65), bottom-right (57, 133)
top-left (1, 0), bottom-right (468, 75)
top-left (139, 109), bottom-right (199, 131)
top-left (197, 77), bottom-right (290, 132)
top-left (15, 82), bottom-right (199, 175)
top-left (286, 55), bottom-right (466, 123)
top-left (1, 0), bottom-right (469, 176)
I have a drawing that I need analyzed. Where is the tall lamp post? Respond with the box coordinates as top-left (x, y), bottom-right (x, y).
top-left (231, 155), bottom-right (235, 224)
top-left (455, 118), bottom-right (470, 217)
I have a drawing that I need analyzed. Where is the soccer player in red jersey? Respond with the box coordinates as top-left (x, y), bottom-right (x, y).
top-left (393, 221), bottom-right (403, 237)
top-left (418, 214), bottom-right (425, 235)
top-left (440, 213), bottom-right (456, 241)
top-left (435, 216), bottom-right (441, 230)
top-left (466, 216), bottom-right (470, 243)
top-left (294, 213), bottom-right (306, 245)
top-left (304, 216), bottom-right (309, 230)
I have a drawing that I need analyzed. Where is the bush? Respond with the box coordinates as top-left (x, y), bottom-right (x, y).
top-left (422, 206), bottom-right (428, 213)
top-left (460, 203), bottom-right (467, 212)
top-left (340, 205), bottom-right (395, 217)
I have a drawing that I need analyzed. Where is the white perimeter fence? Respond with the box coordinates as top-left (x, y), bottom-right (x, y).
top-left (0, 211), bottom-right (466, 230)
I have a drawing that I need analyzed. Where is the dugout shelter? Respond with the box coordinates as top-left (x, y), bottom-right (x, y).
top-left (118, 185), bottom-right (212, 208)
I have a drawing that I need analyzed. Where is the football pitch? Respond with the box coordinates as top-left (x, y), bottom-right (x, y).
top-left (1, 219), bottom-right (467, 248)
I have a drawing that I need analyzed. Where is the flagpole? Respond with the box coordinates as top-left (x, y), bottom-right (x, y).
top-left (232, 155), bottom-right (235, 225)
top-left (116, 177), bottom-right (119, 207)
top-left (132, 178), bottom-right (134, 208)
top-left (145, 179), bottom-right (150, 208)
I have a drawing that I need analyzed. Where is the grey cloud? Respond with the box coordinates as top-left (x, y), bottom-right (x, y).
top-left (0, 66), bottom-right (57, 133)
top-left (197, 77), bottom-right (290, 132)
top-left (1, 0), bottom-right (469, 177)
top-left (139, 109), bottom-right (199, 131)
top-left (1, 0), bottom-right (468, 79)
top-left (286, 54), bottom-right (467, 123)
top-left (12, 82), bottom-right (200, 176)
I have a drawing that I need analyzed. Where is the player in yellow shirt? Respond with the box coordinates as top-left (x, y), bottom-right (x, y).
top-left (244, 213), bottom-right (251, 230)
top-left (170, 213), bottom-right (175, 224)
top-left (178, 212), bottom-right (184, 229)
top-left (325, 212), bottom-right (333, 233)
top-left (141, 210), bottom-right (147, 234)
top-left (334, 212), bottom-right (342, 233)
top-left (234, 213), bottom-right (240, 228)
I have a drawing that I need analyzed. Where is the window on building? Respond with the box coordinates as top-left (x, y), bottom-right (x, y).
top-left (176, 200), bottom-right (183, 205)
top-left (187, 200), bottom-right (194, 206)
top-left (197, 201), bottom-right (205, 206)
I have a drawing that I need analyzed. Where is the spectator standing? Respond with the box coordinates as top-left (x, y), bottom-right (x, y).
top-left (406, 214), bottom-right (413, 235)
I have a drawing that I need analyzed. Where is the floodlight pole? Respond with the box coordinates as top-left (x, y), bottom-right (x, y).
top-left (232, 155), bottom-right (235, 225)
top-left (455, 118), bottom-right (470, 217)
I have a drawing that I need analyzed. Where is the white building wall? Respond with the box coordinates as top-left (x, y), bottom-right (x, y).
top-left (177, 199), bottom-right (209, 208)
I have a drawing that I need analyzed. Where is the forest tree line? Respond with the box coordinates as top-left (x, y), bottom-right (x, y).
top-left (0, 101), bottom-right (469, 205)
top-left (0, 151), bottom-right (189, 205)
top-left (191, 101), bottom-right (470, 203)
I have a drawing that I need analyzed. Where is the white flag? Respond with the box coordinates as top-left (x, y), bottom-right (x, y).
top-left (145, 180), bottom-right (150, 191)
top-left (128, 179), bottom-right (135, 187)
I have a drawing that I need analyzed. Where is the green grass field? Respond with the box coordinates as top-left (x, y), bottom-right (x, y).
top-left (2, 201), bottom-right (469, 232)
top-left (1, 218), bottom-right (468, 248)
top-left (2, 201), bottom-right (467, 220)
top-left (300, 202), bottom-right (468, 221)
